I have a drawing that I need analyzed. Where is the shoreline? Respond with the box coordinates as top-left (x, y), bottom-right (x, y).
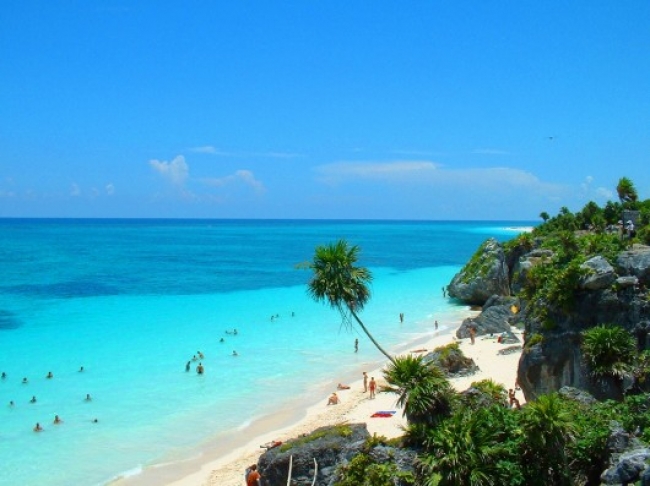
top-left (114, 309), bottom-right (525, 486)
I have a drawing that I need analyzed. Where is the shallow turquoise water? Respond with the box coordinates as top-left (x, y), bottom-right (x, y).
top-left (0, 219), bottom-right (531, 485)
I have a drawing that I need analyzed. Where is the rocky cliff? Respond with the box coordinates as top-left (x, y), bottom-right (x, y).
top-left (449, 237), bottom-right (650, 402)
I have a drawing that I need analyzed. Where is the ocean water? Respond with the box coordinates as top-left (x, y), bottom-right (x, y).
top-left (0, 219), bottom-right (532, 486)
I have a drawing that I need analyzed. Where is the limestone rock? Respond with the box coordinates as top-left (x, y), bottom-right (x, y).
top-left (580, 256), bottom-right (617, 290)
top-left (616, 245), bottom-right (650, 285)
top-left (456, 304), bottom-right (515, 339)
top-left (257, 424), bottom-right (369, 486)
top-left (424, 344), bottom-right (479, 377)
top-left (448, 238), bottom-right (510, 305)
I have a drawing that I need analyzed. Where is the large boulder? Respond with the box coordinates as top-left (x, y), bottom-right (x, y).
top-left (448, 238), bottom-right (510, 305)
top-left (580, 256), bottom-right (617, 290)
top-left (456, 304), bottom-right (515, 339)
top-left (424, 343), bottom-right (479, 377)
top-left (616, 245), bottom-right (650, 285)
top-left (257, 424), bottom-right (369, 486)
top-left (600, 422), bottom-right (650, 485)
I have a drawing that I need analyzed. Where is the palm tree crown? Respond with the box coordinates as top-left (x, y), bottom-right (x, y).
top-left (382, 354), bottom-right (454, 426)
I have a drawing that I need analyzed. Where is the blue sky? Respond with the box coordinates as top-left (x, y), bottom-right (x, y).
top-left (1, 2), bottom-right (649, 219)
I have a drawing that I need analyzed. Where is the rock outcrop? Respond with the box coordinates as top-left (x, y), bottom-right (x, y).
top-left (257, 424), bottom-right (369, 486)
top-left (456, 296), bottom-right (519, 340)
top-left (424, 343), bottom-right (479, 377)
top-left (600, 421), bottom-right (650, 486)
top-left (447, 238), bottom-right (510, 305)
top-left (513, 244), bottom-right (650, 402)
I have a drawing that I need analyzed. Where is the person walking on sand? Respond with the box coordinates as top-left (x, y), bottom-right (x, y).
top-left (470, 327), bottom-right (476, 345)
top-left (363, 372), bottom-right (368, 392)
top-left (369, 377), bottom-right (377, 399)
top-left (246, 464), bottom-right (261, 486)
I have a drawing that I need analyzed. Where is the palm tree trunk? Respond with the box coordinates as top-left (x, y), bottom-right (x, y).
top-left (350, 309), bottom-right (396, 364)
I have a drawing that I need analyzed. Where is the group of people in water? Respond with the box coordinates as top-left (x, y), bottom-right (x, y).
top-left (2, 367), bottom-right (98, 432)
top-left (185, 328), bottom-right (248, 375)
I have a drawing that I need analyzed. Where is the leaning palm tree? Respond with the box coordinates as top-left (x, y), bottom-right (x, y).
top-left (306, 239), bottom-right (395, 364)
top-left (382, 354), bottom-right (454, 426)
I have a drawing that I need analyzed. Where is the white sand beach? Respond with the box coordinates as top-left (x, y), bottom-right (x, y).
top-left (120, 324), bottom-right (524, 486)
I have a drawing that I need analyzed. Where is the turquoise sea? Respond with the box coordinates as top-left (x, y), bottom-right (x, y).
top-left (0, 219), bottom-right (533, 486)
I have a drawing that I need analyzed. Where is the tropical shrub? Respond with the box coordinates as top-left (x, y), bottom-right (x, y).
top-left (581, 325), bottom-right (636, 378)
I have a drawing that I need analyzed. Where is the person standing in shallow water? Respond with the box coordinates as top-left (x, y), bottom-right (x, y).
top-left (354, 338), bottom-right (358, 353)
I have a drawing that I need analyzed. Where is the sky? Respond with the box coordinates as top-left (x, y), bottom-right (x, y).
top-left (1, 2), bottom-right (649, 220)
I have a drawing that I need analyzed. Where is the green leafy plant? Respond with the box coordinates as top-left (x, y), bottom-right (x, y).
top-left (581, 325), bottom-right (636, 378)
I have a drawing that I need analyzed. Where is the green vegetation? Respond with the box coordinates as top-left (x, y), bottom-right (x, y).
top-left (381, 354), bottom-right (455, 427)
top-left (458, 240), bottom-right (496, 284)
top-left (581, 325), bottom-right (637, 379)
top-left (279, 424), bottom-right (353, 452)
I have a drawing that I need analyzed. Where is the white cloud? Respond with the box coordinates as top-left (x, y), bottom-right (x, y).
top-left (189, 145), bottom-right (302, 159)
top-left (70, 183), bottom-right (81, 196)
top-left (202, 170), bottom-right (265, 193)
top-left (472, 148), bottom-right (510, 155)
top-left (106, 183), bottom-right (115, 195)
top-left (190, 146), bottom-right (218, 154)
top-left (596, 187), bottom-right (613, 200)
top-left (315, 160), bottom-right (566, 198)
top-left (317, 161), bottom-right (439, 183)
top-left (149, 155), bottom-right (189, 185)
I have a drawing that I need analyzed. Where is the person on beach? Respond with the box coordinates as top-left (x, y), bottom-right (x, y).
top-left (9, 401), bottom-right (14, 407)
top-left (399, 312), bottom-right (404, 323)
top-left (442, 286), bottom-right (446, 297)
top-left (85, 393), bottom-right (92, 401)
top-left (337, 383), bottom-right (350, 390)
top-left (369, 377), bottom-right (377, 399)
top-left (1, 372), bottom-right (6, 379)
top-left (219, 337), bottom-right (225, 343)
top-left (260, 440), bottom-right (282, 449)
top-left (46, 371), bottom-right (53, 379)
top-left (185, 361), bottom-right (191, 372)
top-left (78, 366), bottom-right (84, 372)
top-left (246, 464), bottom-right (261, 486)
top-left (508, 388), bottom-right (516, 406)
top-left (232, 350), bottom-right (238, 356)
top-left (34, 422), bottom-right (43, 432)
top-left (22, 377), bottom-right (28, 384)
top-left (53, 415), bottom-right (63, 424)
top-left (198, 351), bottom-right (204, 359)
top-left (327, 392), bottom-right (339, 405)
top-left (363, 372), bottom-right (368, 392)
top-left (470, 327), bottom-right (476, 345)
top-left (354, 338), bottom-right (358, 353)
top-left (435, 320), bottom-right (438, 330)
top-left (197, 363), bottom-right (204, 374)
top-left (30, 396), bottom-right (37, 403)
